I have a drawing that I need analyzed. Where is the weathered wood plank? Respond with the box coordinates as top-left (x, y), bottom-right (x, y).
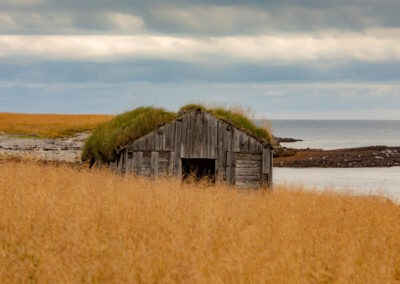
top-left (142, 152), bottom-right (151, 164)
top-left (132, 142), bottom-right (139, 151)
top-left (232, 128), bottom-right (240, 152)
top-left (235, 167), bottom-right (261, 176)
top-left (226, 127), bottom-right (233, 152)
top-left (181, 114), bottom-right (188, 157)
top-left (151, 151), bottom-right (159, 176)
top-left (132, 152), bottom-right (138, 174)
top-left (226, 167), bottom-right (234, 185)
top-left (194, 110), bottom-right (202, 157)
top-left (168, 151), bottom-right (174, 175)
top-left (186, 111), bottom-right (193, 157)
top-left (235, 160), bottom-right (262, 168)
top-left (256, 141), bottom-right (263, 152)
top-left (126, 151), bottom-right (134, 174)
top-left (262, 148), bottom-right (271, 174)
top-left (148, 135), bottom-right (154, 151)
top-left (162, 125), bottom-right (168, 150)
top-left (216, 121), bottom-right (226, 180)
top-left (239, 132), bottom-right (249, 152)
top-left (144, 137), bottom-right (149, 150)
top-left (164, 123), bottom-right (175, 150)
top-left (210, 113), bottom-right (218, 158)
top-left (226, 151), bottom-right (235, 185)
top-left (156, 128), bottom-right (163, 151)
top-left (174, 119), bottom-right (183, 174)
top-left (235, 180), bottom-right (260, 188)
top-left (136, 151), bottom-right (143, 174)
top-left (137, 138), bottom-right (144, 150)
top-left (201, 111), bottom-right (208, 158)
top-left (161, 127), bottom-right (167, 151)
top-left (249, 138), bottom-right (258, 152)
top-left (154, 132), bottom-right (161, 151)
top-left (170, 123), bottom-right (176, 150)
top-left (141, 152), bottom-right (151, 176)
top-left (269, 149), bottom-right (273, 188)
top-left (226, 151), bottom-right (236, 167)
top-left (236, 152), bottom-right (262, 161)
top-left (123, 150), bottom-right (128, 174)
top-left (158, 152), bottom-right (170, 162)
top-left (235, 175), bottom-right (261, 182)
top-left (191, 111), bottom-right (196, 157)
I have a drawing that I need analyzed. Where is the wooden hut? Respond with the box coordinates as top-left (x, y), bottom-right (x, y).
top-left (113, 108), bottom-right (273, 188)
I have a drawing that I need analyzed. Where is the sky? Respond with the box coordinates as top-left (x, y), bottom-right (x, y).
top-left (1, 0), bottom-right (400, 119)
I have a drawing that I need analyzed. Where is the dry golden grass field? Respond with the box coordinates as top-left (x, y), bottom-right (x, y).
top-left (0, 113), bottom-right (114, 138)
top-left (1, 160), bottom-right (400, 283)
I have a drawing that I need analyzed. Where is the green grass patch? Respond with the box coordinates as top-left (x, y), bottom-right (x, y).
top-left (83, 107), bottom-right (177, 162)
top-left (83, 105), bottom-right (272, 162)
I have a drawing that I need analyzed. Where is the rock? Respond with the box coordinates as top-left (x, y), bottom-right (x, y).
top-left (274, 136), bottom-right (303, 143)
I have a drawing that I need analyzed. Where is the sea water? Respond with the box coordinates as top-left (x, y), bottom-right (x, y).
top-left (270, 120), bottom-right (400, 150)
top-left (268, 120), bottom-right (400, 200)
top-left (274, 167), bottom-right (400, 201)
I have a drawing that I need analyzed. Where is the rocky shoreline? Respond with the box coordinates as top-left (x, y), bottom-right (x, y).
top-left (274, 145), bottom-right (400, 168)
top-left (0, 132), bottom-right (89, 162)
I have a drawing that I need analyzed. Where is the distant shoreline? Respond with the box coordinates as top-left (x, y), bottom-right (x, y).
top-left (274, 145), bottom-right (400, 168)
top-left (1, 133), bottom-right (399, 168)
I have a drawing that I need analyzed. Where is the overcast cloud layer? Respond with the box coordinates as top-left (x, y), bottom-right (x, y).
top-left (1, 0), bottom-right (400, 118)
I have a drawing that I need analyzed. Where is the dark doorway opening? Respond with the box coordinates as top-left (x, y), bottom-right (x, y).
top-left (182, 158), bottom-right (216, 183)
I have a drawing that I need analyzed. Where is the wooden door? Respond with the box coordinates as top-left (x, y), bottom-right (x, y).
top-left (226, 151), bottom-right (263, 187)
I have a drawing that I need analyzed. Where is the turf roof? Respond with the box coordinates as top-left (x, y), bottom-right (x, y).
top-left (82, 105), bottom-right (272, 162)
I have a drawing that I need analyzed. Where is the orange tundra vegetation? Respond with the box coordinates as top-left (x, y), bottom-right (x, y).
top-left (0, 113), bottom-right (114, 138)
top-left (1, 160), bottom-right (400, 283)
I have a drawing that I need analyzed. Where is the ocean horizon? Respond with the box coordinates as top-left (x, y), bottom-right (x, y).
top-left (268, 119), bottom-right (400, 150)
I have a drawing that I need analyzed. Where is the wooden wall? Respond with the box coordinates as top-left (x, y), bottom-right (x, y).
top-left (116, 109), bottom-right (273, 188)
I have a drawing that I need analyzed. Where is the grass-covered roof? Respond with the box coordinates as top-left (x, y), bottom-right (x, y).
top-left (83, 105), bottom-right (272, 162)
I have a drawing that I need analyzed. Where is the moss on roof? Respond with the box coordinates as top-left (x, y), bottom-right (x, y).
top-left (82, 107), bottom-right (177, 162)
top-left (83, 105), bottom-right (272, 162)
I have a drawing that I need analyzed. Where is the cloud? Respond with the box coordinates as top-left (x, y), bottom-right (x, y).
top-left (105, 13), bottom-right (144, 32)
top-left (0, 30), bottom-right (400, 63)
top-left (149, 6), bottom-right (270, 34)
top-left (0, 11), bottom-right (144, 34)
top-left (0, 0), bottom-right (45, 7)
top-left (1, 1), bottom-right (400, 35)
top-left (0, 12), bottom-right (74, 34)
